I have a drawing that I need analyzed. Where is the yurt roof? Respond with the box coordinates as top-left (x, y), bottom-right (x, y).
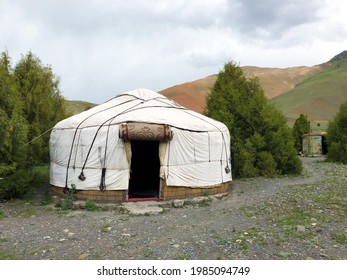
top-left (56, 88), bottom-right (227, 132)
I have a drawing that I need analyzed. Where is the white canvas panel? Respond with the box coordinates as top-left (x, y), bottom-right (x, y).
top-left (163, 160), bottom-right (231, 187)
top-left (50, 162), bottom-right (129, 190)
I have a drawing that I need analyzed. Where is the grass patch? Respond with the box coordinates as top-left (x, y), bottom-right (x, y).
top-left (238, 166), bottom-right (347, 250)
top-left (144, 250), bottom-right (154, 257)
top-left (0, 237), bottom-right (9, 243)
top-left (0, 211), bottom-right (6, 219)
top-left (85, 199), bottom-right (97, 211)
top-left (243, 178), bottom-right (346, 227)
top-left (18, 207), bottom-right (37, 218)
top-left (40, 189), bottom-right (53, 206)
top-left (214, 227), bottom-right (268, 252)
top-left (331, 233), bottom-right (347, 245)
top-left (176, 255), bottom-right (190, 260)
top-left (55, 184), bottom-right (77, 210)
top-left (271, 59), bottom-right (347, 123)
top-left (271, 207), bottom-right (316, 227)
top-left (275, 251), bottom-right (293, 259)
top-left (0, 250), bottom-right (17, 260)
top-left (100, 224), bottom-right (112, 233)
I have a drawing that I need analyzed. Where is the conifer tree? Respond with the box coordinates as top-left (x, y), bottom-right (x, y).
top-left (326, 101), bottom-right (347, 163)
top-left (0, 51), bottom-right (28, 174)
top-left (14, 52), bottom-right (68, 163)
top-left (205, 61), bottom-right (302, 178)
top-left (292, 114), bottom-right (310, 153)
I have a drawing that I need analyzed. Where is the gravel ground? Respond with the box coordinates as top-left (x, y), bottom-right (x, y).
top-left (0, 157), bottom-right (346, 260)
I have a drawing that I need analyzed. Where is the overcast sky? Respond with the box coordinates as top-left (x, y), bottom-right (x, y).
top-left (1, 0), bottom-right (347, 103)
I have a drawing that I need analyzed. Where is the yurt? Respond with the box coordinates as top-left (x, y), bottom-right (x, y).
top-left (49, 89), bottom-right (232, 202)
top-left (302, 132), bottom-right (328, 157)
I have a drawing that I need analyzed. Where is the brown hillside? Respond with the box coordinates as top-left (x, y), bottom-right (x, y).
top-left (159, 75), bottom-right (217, 113)
top-left (160, 65), bottom-right (323, 113)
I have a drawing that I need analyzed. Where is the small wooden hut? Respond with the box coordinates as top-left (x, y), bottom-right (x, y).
top-left (302, 132), bottom-right (328, 157)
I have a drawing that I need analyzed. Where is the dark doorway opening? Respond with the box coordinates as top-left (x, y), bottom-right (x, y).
top-left (128, 140), bottom-right (160, 199)
top-left (322, 135), bottom-right (328, 155)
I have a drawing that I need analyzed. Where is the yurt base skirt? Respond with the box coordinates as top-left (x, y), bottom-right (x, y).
top-left (51, 186), bottom-right (127, 203)
top-left (160, 182), bottom-right (230, 201)
top-left (51, 182), bottom-right (231, 203)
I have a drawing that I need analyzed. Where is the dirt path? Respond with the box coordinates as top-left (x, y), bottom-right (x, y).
top-left (0, 157), bottom-right (346, 260)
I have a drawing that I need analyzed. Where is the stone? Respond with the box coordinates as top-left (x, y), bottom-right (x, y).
top-left (173, 200), bottom-right (185, 208)
top-left (212, 192), bottom-right (229, 200)
top-left (123, 202), bottom-right (163, 215)
top-left (191, 197), bottom-right (209, 204)
top-left (79, 253), bottom-right (90, 260)
top-left (297, 225), bottom-right (306, 232)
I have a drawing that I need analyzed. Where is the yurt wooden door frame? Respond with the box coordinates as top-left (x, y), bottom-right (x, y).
top-left (128, 140), bottom-right (161, 201)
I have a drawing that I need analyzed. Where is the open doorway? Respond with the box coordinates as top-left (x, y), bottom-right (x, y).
top-left (128, 140), bottom-right (160, 200)
top-left (322, 134), bottom-right (328, 155)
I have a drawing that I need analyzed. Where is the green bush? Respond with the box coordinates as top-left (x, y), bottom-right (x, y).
top-left (0, 166), bottom-right (49, 200)
top-left (56, 184), bottom-right (77, 210)
top-left (40, 189), bottom-right (53, 206)
top-left (256, 151), bottom-right (278, 177)
top-left (85, 199), bottom-right (97, 211)
top-left (292, 114), bottom-right (310, 153)
top-left (327, 101), bottom-right (347, 163)
top-left (205, 61), bottom-right (302, 178)
top-left (0, 169), bottom-right (32, 200)
top-left (0, 163), bottom-right (17, 177)
top-left (0, 211), bottom-right (6, 219)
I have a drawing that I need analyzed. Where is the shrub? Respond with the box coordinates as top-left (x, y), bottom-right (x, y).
top-left (292, 114), bottom-right (310, 153)
top-left (0, 166), bottom-right (51, 201)
top-left (256, 151), bottom-right (278, 177)
top-left (327, 101), bottom-right (347, 163)
top-left (205, 61), bottom-right (302, 178)
top-left (56, 184), bottom-right (77, 210)
top-left (0, 169), bottom-right (33, 200)
top-left (85, 199), bottom-right (97, 211)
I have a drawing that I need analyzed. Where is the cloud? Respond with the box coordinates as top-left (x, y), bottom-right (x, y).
top-left (223, 0), bottom-right (325, 43)
top-left (1, 0), bottom-right (347, 103)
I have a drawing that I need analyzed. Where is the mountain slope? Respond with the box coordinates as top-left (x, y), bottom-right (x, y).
top-left (159, 75), bottom-right (217, 113)
top-left (271, 59), bottom-right (347, 125)
top-left (160, 65), bottom-right (324, 113)
top-left (65, 100), bottom-right (97, 115)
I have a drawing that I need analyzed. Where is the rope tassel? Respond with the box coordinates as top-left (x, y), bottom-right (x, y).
top-left (99, 168), bottom-right (106, 191)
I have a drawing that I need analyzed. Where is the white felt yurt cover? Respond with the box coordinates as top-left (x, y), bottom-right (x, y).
top-left (49, 89), bottom-right (232, 191)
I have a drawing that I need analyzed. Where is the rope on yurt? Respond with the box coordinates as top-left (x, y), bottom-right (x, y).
top-left (64, 97), bottom-right (138, 191)
top-left (166, 140), bottom-right (171, 178)
top-left (207, 132), bottom-right (211, 162)
top-left (77, 102), bottom-right (177, 180)
top-left (21, 127), bottom-right (53, 147)
top-left (99, 119), bottom-right (112, 191)
top-left (221, 132), bottom-right (231, 174)
top-left (72, 129), bottom-right (82, 169)
top-left (77, 100), bottom-right (146, 181)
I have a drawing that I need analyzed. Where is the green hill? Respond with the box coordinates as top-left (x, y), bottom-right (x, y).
top-left (271, 59), bottom-right (347, 130)
top-left (65, 100), bottom-right (97, 115)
